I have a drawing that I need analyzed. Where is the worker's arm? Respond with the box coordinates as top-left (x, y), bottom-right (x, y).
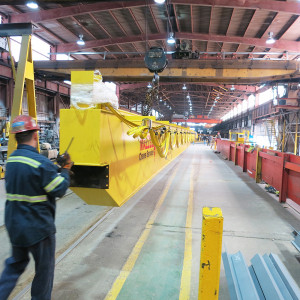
top-left (40, 160), bottom-right (70, 198)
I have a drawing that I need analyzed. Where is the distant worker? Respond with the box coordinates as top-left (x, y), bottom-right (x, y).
top-left (208, 135), bottom-right (212, 146)
top-left (217, 131), bottom-right (221, 139)
top-left (0, 115), bottom-right (73, 300)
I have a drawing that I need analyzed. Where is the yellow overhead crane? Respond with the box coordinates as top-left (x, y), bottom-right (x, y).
top-left (60, 101), bottom-right (195, 207)
top-left (60, 69), bottom-right (195, 207)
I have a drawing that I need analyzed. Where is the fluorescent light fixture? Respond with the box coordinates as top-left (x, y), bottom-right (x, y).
top-left (77, 34), bottom-right (85, 46)
top-left (187, 94), bottom-right (190, 99)
top-left (26, 1), bottom-right (38, 9)
top-left (63, 80), bottom-right (71, 85)
top-left (159, 98), bottom-right (163, 102)
top-left (167, 32), bottom-right (176, 45)
top-left (154, 0), bottom-right (165, 3)
top-left (182, 84), bottom-right (187, 90)
top-left (266, 32), bottom-right (275, 44)
top-left (147, 82), bottom-right (152, 88)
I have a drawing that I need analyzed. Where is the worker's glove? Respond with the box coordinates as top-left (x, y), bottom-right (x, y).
top-left (56, 152), bottom-right (74, 170)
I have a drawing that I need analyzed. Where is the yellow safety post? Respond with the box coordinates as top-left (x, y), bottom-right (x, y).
top-left (282, 118), bottom-right (286, 152)
top-left (294, 114), bottom-right (298, 155)
top-left (255, 147), bottom-right (262, 183)
top-left (7, 34), bottom-right (38, 157)
top-left (198, 207), bottom-right (223, 300)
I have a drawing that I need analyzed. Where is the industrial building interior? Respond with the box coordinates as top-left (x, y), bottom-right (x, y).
top-left (0, 0), bottom-right (300, 299)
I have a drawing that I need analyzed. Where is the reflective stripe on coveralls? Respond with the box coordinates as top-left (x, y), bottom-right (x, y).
top-left (7, 156), bottom-right (41, 168)
top-left (44, 176), bottom-right (65, 193)
top-left (6, 194), bottom-right (47, 203)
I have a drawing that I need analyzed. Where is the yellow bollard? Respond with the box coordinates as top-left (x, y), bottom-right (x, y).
top-left (198, 207), bottom-right (223, 300)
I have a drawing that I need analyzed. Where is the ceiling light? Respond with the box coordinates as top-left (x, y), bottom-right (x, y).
top-left (77, 34), bottom-right (85, 46)
top-left (154, 0), bottom-right (165, 3)
top-left (26, 1), bottom-right (38, 9)
top-left (230, 85), bottom-right (235, 91)
top-left (182, 84), bottom-right (187, 90)
top-left (187, 94), bottom-right (190, 99)
top-left (159, 98), bottom-right (163, 102)
top-left (167, 32), bottom-right (176, 45)
top-left (266, 32), bottom-right (275, 44)
top-left (147, 82), bottom-right (152, 88)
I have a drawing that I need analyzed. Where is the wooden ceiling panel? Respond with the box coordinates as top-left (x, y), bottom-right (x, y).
top-left (192, 6), bottom-right (211, 34)
top-left (74, 14), bottom-right (109, 40)
top-left (209, 7), bottom-right (233, 35)
top-left (176, 4), bottom-right (191, 32)
top-left (260, 12), bottom-right (292, 40)
top-left (222, 43), bottom-right (239, 52)
top-left (277, 15), bottom-right (300, 41)
top-left (149, 40), bottom-right (165, 49)
top-left (119, 43), bottom-right (138, 53)
top-left (112, 8), bottom-right (141, 36)
top-left (38, 20), bottom-right (71, 43)
top-left (207, 41), bottom-right (222, 52)
top-left (194, 41), bottom-right (207, 52)
top-left (57, 17), bottom-right (93, 41)
top-left (92, 11), bottom-right (124, 38)
top-left (226, 8), bottom-right (255, 37)
top-left (150, 5), bottom-right (167, 34)
top-left (133, 41), bottom-right (147, 53)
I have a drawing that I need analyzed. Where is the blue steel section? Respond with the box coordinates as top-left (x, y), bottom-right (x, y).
top-left (270, 253), bottom-right (300, 300)
top-left (251, 254), bottom-right (284, 300)
top-left (222, 252), bottom-right (241, 300)
top-left (248, 266), bottom-right (264, 299)
top-left (223, 252), bottom-right (300, 300)
top-left (291, 234), bottom-right (300, 253)
top-left (222, 252), bottom-right (259, 300)
top-left (262, 254), bottom-right (293, 300)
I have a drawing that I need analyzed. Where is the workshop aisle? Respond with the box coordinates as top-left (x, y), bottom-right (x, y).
top-left (16, 144), bottom-right (300, 300)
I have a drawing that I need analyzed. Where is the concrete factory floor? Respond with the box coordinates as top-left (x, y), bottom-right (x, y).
top-left (0, 144), bottom-right (299, 300)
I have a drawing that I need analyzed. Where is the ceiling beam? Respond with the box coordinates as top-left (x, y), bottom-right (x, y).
top-left (119, 82), bottom-right (256, 93)
top-left (34, 59), bottom-right (299, 84)
top-left (10, 0), bottom-right (300, 24)
top-left (56, 32), bottom-right (300, 53)
top-left (10, 1), bottom-right (146, 23)
top-left (172, 118), bottom-right (221, 124)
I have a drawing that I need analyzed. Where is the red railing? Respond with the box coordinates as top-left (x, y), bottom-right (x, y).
top-left (216, 139), bottom-right (300, 206)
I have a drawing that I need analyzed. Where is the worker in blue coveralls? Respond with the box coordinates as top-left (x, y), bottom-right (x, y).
top-left (0, 115), bottom-right (72, 300)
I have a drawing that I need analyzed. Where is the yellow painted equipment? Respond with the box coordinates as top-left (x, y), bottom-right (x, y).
top-left (7, 33), bottom-right (39, 157)
top-left (60, 106), bottom-right (196, 207)
top-left (199, 207), bottom-right (223, 300)
top-left (229, 130), bottom-right (250, 143)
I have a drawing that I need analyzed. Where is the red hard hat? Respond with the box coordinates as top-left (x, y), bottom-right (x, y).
top-left (11, 115), bottom-right (40, 134)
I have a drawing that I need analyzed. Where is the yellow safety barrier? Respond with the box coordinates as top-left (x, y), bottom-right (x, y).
top-left (60, 106), bottom-right (196, 207)
top-left (198, 207), bottom-right (223, 300)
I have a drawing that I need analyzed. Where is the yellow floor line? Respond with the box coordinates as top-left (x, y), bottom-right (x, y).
top-left (179, 162), bottom-right (194, 300)
top-left (104, 165), bottom-right (180, 300)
